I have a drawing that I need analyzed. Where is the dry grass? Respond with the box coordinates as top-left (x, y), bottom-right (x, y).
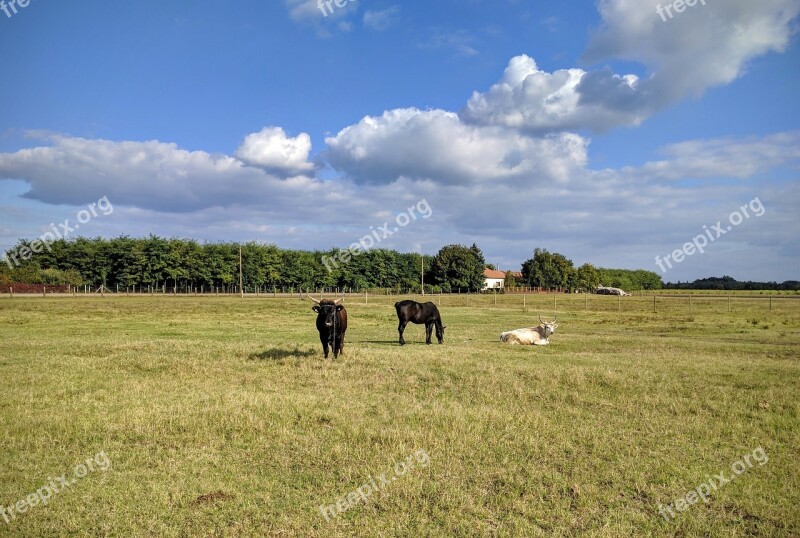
top-left (0, 295), bottom-right (798, 536)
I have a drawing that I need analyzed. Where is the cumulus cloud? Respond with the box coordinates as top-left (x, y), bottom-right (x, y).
top-left (235, 127), bottom-right (315, 176)
top-left (461, 55), bottom-right (646, 133)
top-left (585, 0), bottom-right (800, 100)
top-left (324, 107), bottom-right (588, 185)
top-left (463, 1), bottom-right (800, 132)
top-left (0, 134), bottom-right (321, 213)
top-left (1, 128), bottom-right (798, 281)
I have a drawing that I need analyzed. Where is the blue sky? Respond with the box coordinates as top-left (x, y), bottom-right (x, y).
top-left (1, 0), bottom-right (799, 281)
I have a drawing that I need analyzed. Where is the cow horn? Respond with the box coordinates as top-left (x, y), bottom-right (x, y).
top-left (553, 316), bottom-right (557, 323)
top-left (334, 298), bottom-right (344, 305)
top-left (307, 294), bottom-right (321, 304)
top-left (539, 315), bottom-right (545, 325)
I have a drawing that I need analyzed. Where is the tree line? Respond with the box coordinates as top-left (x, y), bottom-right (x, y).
top-left (663, 276), bottom-right (799, 291)
top-left (0, 237), bottom-right (487, 293)
top-left (4, 236), bottom-right (791, 294)
top-left (517, 248), bottom-right (663, 292)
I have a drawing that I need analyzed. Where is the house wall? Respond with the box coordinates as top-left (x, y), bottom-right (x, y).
top-left (483, 278), bottom-right (504, 290)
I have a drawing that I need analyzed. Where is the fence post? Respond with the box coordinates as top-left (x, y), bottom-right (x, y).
top-left (653, 295), bottom-right (656, 312)
top-left (365, 291), bottom-right (368, 304)
top-left (43, 286), bottom-right (46, 297)
top-left (618, 294), bottom-right (621, 311)
top-left (585, 294), bottom-right (588, 310)
top-left (689, 295), bottom-right (692, 312)
top-left (769, 297), bottom-right (772, 312)
top-left (728, 296), bottom-right (731, 312)
top-left (9, 287), bottom-right (13, 298)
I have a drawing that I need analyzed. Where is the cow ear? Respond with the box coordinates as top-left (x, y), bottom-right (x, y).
top-left (336, 305), bottom-right (344, 311)
top-left (312, 306), bottom-right (320, 313)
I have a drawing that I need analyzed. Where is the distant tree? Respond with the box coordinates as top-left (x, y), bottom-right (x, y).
top-left (575, 263), bottom-right (600, 292)
top-left (521, 249), bottom-right (575, 290)
top-left (503, 270), bottom-right (517, 289)
top-left (432, 244), bottom-right (486, 292)
top-left (597, 268), bottom-right (663, 291)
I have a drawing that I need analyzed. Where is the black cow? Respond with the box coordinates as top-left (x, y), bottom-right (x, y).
top-left (310, 296), bottom-right (348, 358)
top-left (395, 300), bottom-right (446, 345)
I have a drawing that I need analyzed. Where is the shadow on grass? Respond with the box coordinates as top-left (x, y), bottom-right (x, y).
top-left (358, 340), bottom-right (402, 346)
top-left (249, 346), bottom-right (317, 361)
top-left (360, 340), bottom-right (443, 346)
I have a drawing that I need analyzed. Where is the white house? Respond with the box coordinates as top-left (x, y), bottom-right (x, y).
top-left (483, 269), bottom-right (507, 290)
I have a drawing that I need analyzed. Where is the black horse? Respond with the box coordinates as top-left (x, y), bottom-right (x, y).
top-left (394, 300), bottom-right (446, 345)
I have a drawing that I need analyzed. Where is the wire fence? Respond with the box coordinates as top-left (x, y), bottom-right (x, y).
top-left (3, 287), bottom-right (798, 315)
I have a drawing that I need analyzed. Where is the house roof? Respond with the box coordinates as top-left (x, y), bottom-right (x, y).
top-left (483, 269), bottom-right (508, 279)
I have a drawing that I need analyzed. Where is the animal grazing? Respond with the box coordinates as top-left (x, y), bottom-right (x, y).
top-left (309, 296), bottom-right (348, 358)
top-left (499, 316), bottom-right (558, 346)
top-left (395, 300), bottom-right (446, 345)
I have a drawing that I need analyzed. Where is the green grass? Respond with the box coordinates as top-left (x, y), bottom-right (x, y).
top-left (0, 295), bottom-right (798, 537)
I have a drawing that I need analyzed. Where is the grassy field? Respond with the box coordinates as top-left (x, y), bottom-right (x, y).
top-left (0, 295), bottom-right (798, 537)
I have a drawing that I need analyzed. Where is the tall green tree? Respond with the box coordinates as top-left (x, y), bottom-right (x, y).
top-left (521, 248), bottom-right (575, 290)
top-left (503, 270), bottom-right (517, 289)
top-left (432, 244), bottom-right (486, 292)
top-left (575, 263), bottom-right (600, 292)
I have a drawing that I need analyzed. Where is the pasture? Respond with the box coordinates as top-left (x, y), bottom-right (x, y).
top-left (0, 294), bottom-right (798, 537)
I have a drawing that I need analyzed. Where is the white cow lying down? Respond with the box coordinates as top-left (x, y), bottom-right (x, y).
top-left (500, 317), bottom-right (558, 345)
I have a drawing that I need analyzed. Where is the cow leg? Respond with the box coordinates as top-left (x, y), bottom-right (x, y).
top-left (332, 335), bottom-right (341, 359)
top-left (425, 322), bottom-right (433, 345)
top-left (398, 321), bottom-right (407, 345)
top-left (320, 335), bottom-right (329, 358)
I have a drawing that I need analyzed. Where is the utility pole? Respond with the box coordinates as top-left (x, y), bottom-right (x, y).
top-left (239, 246), bottom-right (244, 298)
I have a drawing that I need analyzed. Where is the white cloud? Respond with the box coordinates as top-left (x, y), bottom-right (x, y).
top-left (364, 6), bottom-right (400, 31)
top-left (461, 55), bottom-right (644, 133)
top-left (235, 127), bottom-right (315, 176)
top-left (585, 0), bottom-right (800, 101)
top-left (1, 129), bottom-right (798, 281)
top-left (618, 131), bottom-right (800, 182)
top-left (324, 107), bottom-right (588, 185)
top-left (284, 0), bottom-right (359, 34)
top-left (0, 134), bottom-right (321, 213)
top-left (418, 29), bottom-right (479, 57)
top-left (285, 0), bottom-right (324, 23)
top-left (463, 1), bottom-right (800, 132)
